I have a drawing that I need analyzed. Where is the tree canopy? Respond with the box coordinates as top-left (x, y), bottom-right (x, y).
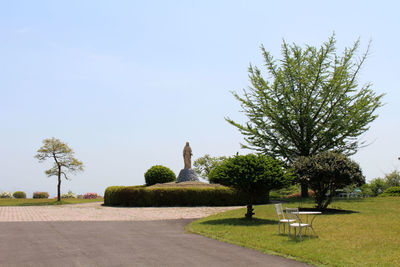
top-left (193, 154), bottom-right (227, 180)
top-left (292, 151), bottom-right (364, 209)
top-left (35, 137), bottom-right (84, 201)
top-left (209, 154), bottom-right (293, 219)
top-left (226, 35), bottom-right (383, 196)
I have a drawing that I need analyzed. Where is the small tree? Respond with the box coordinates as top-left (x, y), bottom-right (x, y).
top-left (35, 137), bottom-right (84, 201)
top-left (360, 183), bottom-right (373, 197)
top-left (292, 151), bottom-right (364, 209)
top-left (193, 154), bottom-right (227, 180)
top-left (384, 170), bottom-right (400, 187)
top-left (369, 178), bottom-right (388, 196)
top-left (226, 35), bottom-right (383, 197)
top-left (209, 154), bottom-right (293, 219)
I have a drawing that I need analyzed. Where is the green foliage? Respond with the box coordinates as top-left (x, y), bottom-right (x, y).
top-left (144, 165), bottom-right (176, 186)
top-left (384, 170), bottom-right (400, 187)
top-left (369, 178), bottom-right (388, 196)
top-left (367, 170), bottom-right (400, 196)
top-left (271, 184), bottom-right (300, 198)
top-left (61, 190), bottom-right (77, 198)
top-left (193, 154), bottom-right (227, 180)
top-left (35, 137), bottom-right (84, 201)
top-left (12, 191), bottom-right (27, 199)
top-left (380, 186), bottom-right (400, 197)
top-left (0, 191), bottom-right (12, 198)
top-left (104, 186), bottom-right (267, 207)
top-left (209, 154), bottom-right (293, 218)
top-left (292, 151), bottom-right (364, 209)
top-left (226, 34), bottom-right (383, 161)
top-left (226, 34), bottom-right (383, 197)
top-left (33, 192), bottom-right (49, 199)
top-left (360, 183), bottom-right (373, 196)
top-left (209, 154), bottom-right (293, 194)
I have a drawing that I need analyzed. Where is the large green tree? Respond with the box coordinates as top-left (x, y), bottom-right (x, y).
top-left (226, 35), bottom-right (383, 197)
top-left (35, 137), bottom-right (84, 201)
top-left (209, 154), bottom-right (293, 219)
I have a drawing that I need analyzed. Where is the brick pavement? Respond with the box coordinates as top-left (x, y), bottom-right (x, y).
top-left (0, 203), bottom-right (240, 222)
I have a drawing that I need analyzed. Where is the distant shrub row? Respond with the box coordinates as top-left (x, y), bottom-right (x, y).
top-left (104, 186), bottom-right (268, 207)
top-left (61, 191), bottom-right (77, 199)
top-left (0, 191), bottom-right (102, 199)
top-left (33, 192), bottom-right (50, 199)
top-left (285, 190), bottom-right (316, 199)
top-left (13, 191), bottom-right (27, 198)
top-left (0, 191), bottom-right (27, 199)
top-left (83, 192), bottom-right (99, 199)
top-left (380, 186), bottom-right (400, 197)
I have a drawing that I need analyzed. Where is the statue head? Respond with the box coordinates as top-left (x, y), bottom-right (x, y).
top-left (186, 142), bottom-right (189, 146)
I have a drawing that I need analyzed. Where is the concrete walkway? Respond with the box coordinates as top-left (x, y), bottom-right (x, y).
top-left (0, 202), bottom-right (239, 222)
top-left (0, 204), bottom-right (311, 267)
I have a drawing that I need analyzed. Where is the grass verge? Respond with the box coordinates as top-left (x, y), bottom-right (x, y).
top-left (0, 198), bottom-right (103, 206)
top-left (188, 197), bottom-right (400, 266)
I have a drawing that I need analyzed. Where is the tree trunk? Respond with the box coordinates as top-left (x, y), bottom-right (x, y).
top-left (57, 166), bottom-right (61, 201)
top-left (301, 182), bottom-right (308, 198)
top-left (245, 204), bottom-right (254, 219)
top-left (245, 194), bottom-right (255, 219)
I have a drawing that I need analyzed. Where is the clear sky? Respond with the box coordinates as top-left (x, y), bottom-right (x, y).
top-left (1, 1), bottom-right (399, 197)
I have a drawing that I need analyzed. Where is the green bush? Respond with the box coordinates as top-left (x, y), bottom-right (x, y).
top-left (293, 152), bottom-right (364, 209)
top-left (209, 154), bottom-right (293, 218)
top-left (144, 165), bottom-right (176, 186)
top-left (0, 191), bottom-right (12, 198)
top-left (104, 186), bottom-right (268, 207)
top-left (369, 178), bottom-right (388, 196)
top-left (12, 191), bottom-right (26, 199)
top-left (380, 186), bottom-right (400, 197)
top-left (33, 192), bottom-right (49, 199)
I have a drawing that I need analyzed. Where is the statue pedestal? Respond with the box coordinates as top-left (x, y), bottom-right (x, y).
top-left (177, 168), bottom-right (199, 183)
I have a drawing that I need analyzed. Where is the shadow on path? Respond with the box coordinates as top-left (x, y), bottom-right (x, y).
top-left (200, 217), bottom-right (276, 226)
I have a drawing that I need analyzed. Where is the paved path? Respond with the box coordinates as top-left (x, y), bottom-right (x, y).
top-left (0, 204), bottom-right (311, 267)
top-left (0, 203), bottom-right (239, 222)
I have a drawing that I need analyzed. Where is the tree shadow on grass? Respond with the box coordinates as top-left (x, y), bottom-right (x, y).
top-left (298, 207), bottom-right (359, 215)
top-left (200, 217), bottom-right (276, 226)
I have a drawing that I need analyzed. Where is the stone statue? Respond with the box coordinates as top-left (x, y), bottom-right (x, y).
top-left (177, 141), bottom-right (199, 183)
top-left (183, 142), bottom-right (192, 169)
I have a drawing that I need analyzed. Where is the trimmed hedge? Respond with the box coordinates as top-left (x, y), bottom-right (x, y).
top-left (13, 191), bottom-right (27, 199)
top-left (33, 192), bottom-right (49, 199)
top-left (380, 186), bottom-right (400, 197)
top-left (104, 186), bottom-right (268, 207)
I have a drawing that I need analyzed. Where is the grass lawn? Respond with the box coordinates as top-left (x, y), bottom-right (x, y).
top-left (188, 197), bottom-right (400, 266)
top-left (0, 198), bottom-right (103, 206)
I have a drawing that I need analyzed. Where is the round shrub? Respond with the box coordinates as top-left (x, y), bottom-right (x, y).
top-left (380, 186), bottom-right (400, 197)
top-left (13, 191), bottom-right (26, 199)
top-left (83, 192), bottom-right (98, 199)
top-left (61, 191), bottom-right (77, 199)
top-left (33, 192), bottom-right (49, 199)
top-left (144, 165), bottom-right (176, 186)
top-left (0, 191), bottom-right (12, 198)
